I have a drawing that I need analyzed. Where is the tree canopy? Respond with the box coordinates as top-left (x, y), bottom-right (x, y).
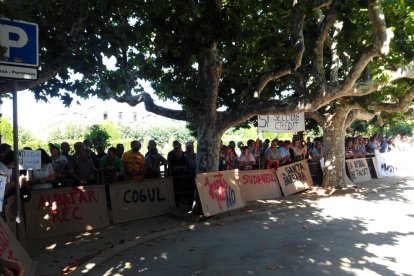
top-left (1, 0), bottom-right (414, 178)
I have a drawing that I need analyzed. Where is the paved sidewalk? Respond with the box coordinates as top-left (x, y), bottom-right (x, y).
top-left (26, 176), bottom-right (412, 275)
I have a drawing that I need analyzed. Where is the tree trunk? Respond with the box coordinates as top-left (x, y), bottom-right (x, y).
top-left (322, 108), bottom-right (353, 188)
top-left (196, 126), bottom-right (223, 174)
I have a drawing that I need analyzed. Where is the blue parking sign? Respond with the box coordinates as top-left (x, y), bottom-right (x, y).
top-left (0, 18), bottom-right (38, 67)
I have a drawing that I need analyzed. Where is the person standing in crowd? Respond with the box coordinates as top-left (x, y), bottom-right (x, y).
top-left (345, 139), bottom-right (355, 158)
top-left (100, 147), bottom-right (124, 183)
top-left (219, 143), bottom-right (228, 170)
top-left (368, 135), bottom-right (379, 153)
top-left (238, 146), bottom-right (256, 170)
top-left (184, 142), bottom-right (196, 173)
top-left (0, 150), bottom-right (15, 196)
top-left (168, 141), bottom-right (190, 206)
top-left (69, 142), bottom-right (96, 185)
top-left (144, 147), bottom-right (167, 178)
top-left (309, 140), bottom-right (323, 160)
top-left (291, 138), bottom-right (307, 161)
top-left (60, 141), bottom-right (71, 159)
top-left (49, 143), bottom-right (68, 181)
top-left (225, 147), bottom-right (238, 170)
top-left (26, 148), bottom-right (55, 185)
top-left (145, 140), bottom-right (157, 157)
top-left (94, 145), bottom-right (106, 169)
top-left (278, 140), bottom-right (292, 165)
top-left (116, 143), bottom-right (125, 159)
top-left (379, 135), bottom-right (389, 153)
top-left (122, 140), bottom-right (145, 181)
top-left (264, 139), bottom-right (281, 169)
top-left (0, 143), bottom-right (11, 159)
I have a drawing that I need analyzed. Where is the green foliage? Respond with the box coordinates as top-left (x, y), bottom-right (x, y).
top-left (84, 125), bottom-right (110, 148)
top-left (101, 121), bottom-right (121, 140)
top-left (0, 118), bottom-right (13, 144)
top-left (64, 124), bottom-right (85, 140)
top-left (18, 127), bottom-right (36, 147)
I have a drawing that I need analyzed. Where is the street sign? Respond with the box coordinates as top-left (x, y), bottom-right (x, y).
top-left (0, 18), bottom-right (38, 67)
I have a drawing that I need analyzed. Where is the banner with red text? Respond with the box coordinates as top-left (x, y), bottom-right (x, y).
top-left (24, 186), bottom-right (109, 239)
top-left (275, 160), bottom-right (313, 196)
top-left (346, 158), bottom-right (372, 183)
top-left (0, 218), bottom-right (36, 275)
top-left (237, 169), bottom-right (282, 201)
top-left (110, 178), bottom-right (176, 224)
top-left (196, 170), bottom-right (245, 217)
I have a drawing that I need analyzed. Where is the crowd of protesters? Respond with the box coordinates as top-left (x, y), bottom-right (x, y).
top-left (0, 139), bottom-right (197, 207)
top-left (218, 133), bottom-right (413, 171)
top-left (0, 133), bottom-right (412, 202)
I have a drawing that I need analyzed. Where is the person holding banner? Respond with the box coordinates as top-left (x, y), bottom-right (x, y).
top-left (26, 148), bottom-right (56, 186)
top-left (264, 139), bottom-right (281, 169)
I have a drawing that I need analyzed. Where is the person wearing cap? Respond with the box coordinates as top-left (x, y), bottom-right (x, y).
top-left (122, 140), bottom-right (145, 181)
top-left (49, 143), bottom-right (68, 180)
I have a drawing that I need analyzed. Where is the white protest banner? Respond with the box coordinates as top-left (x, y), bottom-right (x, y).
top-left (110, 178), bottom-right (176, 224)
top-left (24, 185), bottom-right (109, 239)
top-left (346, 158), bottom-right (372, 183)
top-left (18, 150), bottom-right (41, 170)
top-left (196, 170), bottom-right (245, 217)
top-left (275, 160), bottom-right (313, 196)
top-left (0, 174), bottom-right (6, 212)
top-left (258, 113), bottom-right (305, 133)
top-left (374, 150), bottom-right (412, 177)
top-left (237, 169), bottom-right (282, 201)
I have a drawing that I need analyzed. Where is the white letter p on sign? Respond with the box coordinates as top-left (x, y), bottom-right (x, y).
top-left (0, 24), bottom-right (28, 57)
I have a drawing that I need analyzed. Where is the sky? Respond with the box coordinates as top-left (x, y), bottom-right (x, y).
top-left (1, 89), bottom-right (183, 137)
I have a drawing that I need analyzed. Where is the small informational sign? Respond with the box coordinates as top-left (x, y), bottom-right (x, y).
top-left (196, 170), bottom-right (245, 217)
top-left (258, 113), bottom-right (305, 133)
top-left (237, 169), bottom-right (282, 201)
top-left (0, 18), bottom-right (39, 80)
top-left (0, 174), bottom-right (6, 212)
top-left (0, 18), bottom-right (38, 66)
top-left (0, 217), bottom-right (36, 275)
top-left (346, 158), bottom-right (372, 183)
top-left (18, 150), bottom-right (41, 170)
top-left (24, 185), bottom-right (109, 239)
top-left (275, 160), bottom-right (313, 196)
top-left (0, 64), bottom-right (38, 80)
top-left (110, 178), bottom-right (176, 224)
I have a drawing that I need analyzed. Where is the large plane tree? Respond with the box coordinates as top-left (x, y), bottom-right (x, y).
top-left (1, 0), bottom-right (413, 187)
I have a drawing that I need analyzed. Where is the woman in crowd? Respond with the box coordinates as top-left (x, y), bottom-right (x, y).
top-left (345, 139), bottom-right (354, 158)
top-left (225, 148), bottom-right (238, 170)
top-left (27, 148), bottom-right (55, 185)
top-left (238, 146), bottom-right (256, 170)
top-left (309, 140), bottom-right (323, 160)
top-left (291, 138), bottom-right (307, 161)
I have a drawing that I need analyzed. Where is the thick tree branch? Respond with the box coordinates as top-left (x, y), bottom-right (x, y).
top-left (313, 0), bottom-right (338, 79)
top-left (116, 92), bottom-right (187, 121)
top-left (354, 62), bottom-right (414, 96)
top-left (254, 2), bottom-right (305, 96)
top-left (366, 85), bottom-right (414, 112)
top-left (333, 0), bottom-right (393, 96)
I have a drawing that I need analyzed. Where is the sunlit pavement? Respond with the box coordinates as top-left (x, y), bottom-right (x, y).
top-left (80, 177), bottom-right (414, 276)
